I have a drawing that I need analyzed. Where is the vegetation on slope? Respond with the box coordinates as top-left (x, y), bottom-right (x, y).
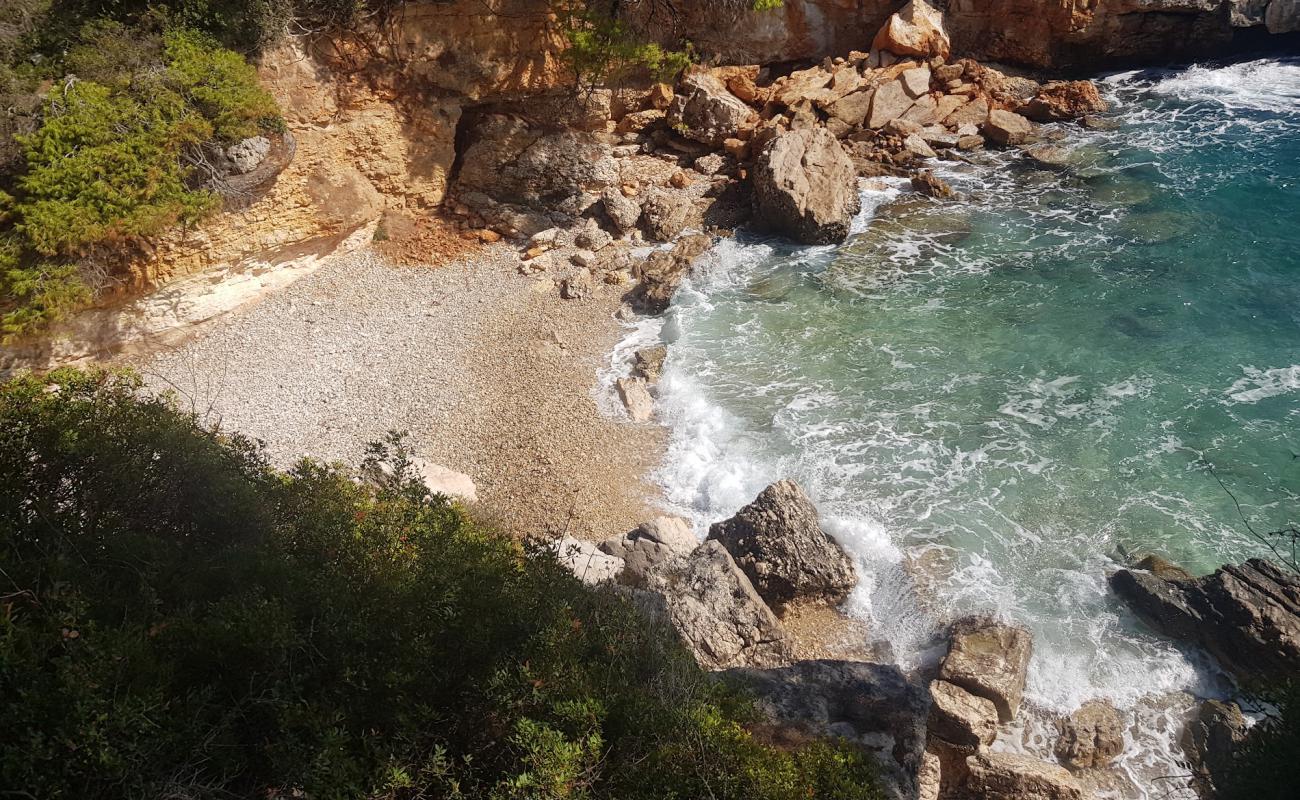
top-left (0, 367), bottom-right (885, 800)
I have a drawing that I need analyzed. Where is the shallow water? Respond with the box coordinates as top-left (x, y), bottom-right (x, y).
top-left (622, 57), bottom-right (1300, 796)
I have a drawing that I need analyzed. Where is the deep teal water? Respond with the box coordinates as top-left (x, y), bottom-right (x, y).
top-left (637, 57), bottom-right (1300, 793)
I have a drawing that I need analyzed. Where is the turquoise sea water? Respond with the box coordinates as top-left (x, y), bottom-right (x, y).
top-left (621, 57), bottom-right (1300, 794)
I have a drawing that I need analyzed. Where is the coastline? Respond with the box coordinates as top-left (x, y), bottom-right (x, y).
top-left (131, 241), bottom-right (666, 542)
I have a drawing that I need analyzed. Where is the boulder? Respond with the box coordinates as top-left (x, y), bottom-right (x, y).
top-left (724, 659), bottom-right (929, 799)
top-left (640, 540), bottom-right (791, 669)
top-left (707, 479), bottom-right (857, 609)
top-left (903, 134), bottom-right (937, 158)
top-left (752, 127), bottom-right (861, 245)
top-left (1054, 699), bottom-right (1126, 769)
top-left (554, 535), bottom-right (624, 585)
top-left (1181, 699), bottom-right (1248, 795)
top-left (615, 377), bottom-right (654, 422)
top-left (982, 109), bottom-right (1035, 146)
top-left (668, 72), bottom-right (754, 147)
top-left (413, 459), bottom-right (478, 504)
top-left (901, 95), bottom-right (940, 125)
top-left (600, 516), bottom-right (697, 586)
top-left (1267, 0), bottom-right (1300, 32)
top-left (226, 136), bottom-right (272, 174)
top-left (640, 188), bottom-right (692, 241)
top-left (632, 344), bottom-right (668, 382)
top-left (943, 97), bottom-right (989, 128)
top-left (872, 0), bottom-right (951, 60)
top-left (938, 616), bottom-right (1032, 723)
top-left (601, 187), bottom-right (642, 234)
top-left (627, 232), bottom-right (713, 313)
top-left (868, 79), bottom-right (914, 128)
top-left (901, 66), bottom-right (932, 98)
top-left (928, 679), bottom-right (998, 748)
top-left (917, 748), bottom-right (942, 800)
top-left (966, 751), bottom-right (1085, 800)
top-left (1110, 558), bottom-right (1300, 683)
top-left (827, 89), bottom-right (876, 128)
top-left (457, 115), bottom-right (617, 204)
top-left (1019, 80), bottom-right (1109, 122)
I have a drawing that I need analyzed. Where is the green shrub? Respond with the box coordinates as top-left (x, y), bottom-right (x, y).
top-left (0, 368), bottom-right (887, 800)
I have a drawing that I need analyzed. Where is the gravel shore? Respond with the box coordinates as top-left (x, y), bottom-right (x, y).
top-left (134, 243), bottom-right (666, 541)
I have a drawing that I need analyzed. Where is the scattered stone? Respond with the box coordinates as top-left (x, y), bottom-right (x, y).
top-left (934, 63), bottom-right (964, 82)
top-left (827, 88), bottom-right (876, 128)
top-left (901, 94), bottom-right (940, 125)
top-left (560, 271), bottom-right (594, 299)
top-left (957, 134), bottom-right (985, 151)
top-left (982, 109), bottom-right (1035, 146)
top-left (554, 535), bottom-right (624, 585)
top-left (707, 479), bottom-right (858, 609)
top-left (632, 344), bottom-right (668, 382)
top-left (1055, 700), bottom-right (1126, 769)
top-left (1110, 557), bottom-right (1300, 683)
top-left (965, 751), bottom-right (1085, 800)
top-left (928, 679), bottom-right (998, 748)
top-left (638, 540), bottom-right (791, 669)
top-left (226, 136), bottom-right (272, 174)
top-left (752, 127), bottom-right (861, 245)
top-left (530, 227), bottom-right (562, 249)
top-left (615, 376), bottom-right (654, 422)
top-left (885, 118), bottom-right (924, 136)
top-left (872, 0), bottom-right (951, 60)
top-left (938, 616), bottom-right (1032, 723)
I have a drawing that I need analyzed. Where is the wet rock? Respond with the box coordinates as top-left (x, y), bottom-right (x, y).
top-left (956, 134), bottom-right (985, 151)
top-left (707, 479), bottom-right (858, 609)
top-left (639, 540), bottom-right (791, 669)
top-left (1110, 557), bottom-right (1300, 683)
top-left (1134, 553), bottom-right (1194, 581)
top-left (928, 679), bottom-right (998, 748)
top-left (632, 344), bottom-right (668, 382)
top-left (1024, 144), bottom-right (1071, 169)
top-left (872, 0), bottom-right (951, 60)
top-left (555, 535), bottom-right (624, 585)
top-left (938, 616), bottom-right (1032, 723)
top-left (1055, 699), bottom-right (1126, 769)
top-left (982, 108), bottom-right (1035, 146)
top-left (600, 516), bottom-right (697, 587)
top-left (724, 659), bottom-right (929, 800)
top-left (1081, 114), bottom-right (1121, 130)
top-left (1020, 80), bottom-right (1109, 122)
top-left (627, 232), bottom-right (713, 313)
top-left (668, 72), bottom-right (754, 147)
top-left (1181, 698), bottom-right (1248, 795)
top-left (966, 751), bottom-right (1085, 800)
top-left (911, 170), bottom-right (955, 199)
top-left (615, 376), bottom-right (654, 422)
top-left (752, 127), bottom-right (861, 245)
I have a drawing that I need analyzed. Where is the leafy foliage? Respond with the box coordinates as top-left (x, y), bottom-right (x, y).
top-left (0, 368), bottom-right (886, 800)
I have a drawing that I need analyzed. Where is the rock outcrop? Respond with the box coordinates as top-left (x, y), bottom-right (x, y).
top-left (928, 680), bottom-right (998, 748)
top-left (668, 72), bottom-right (755, 147)
top-left (1054, 699), bottom-right (1126, 770)
top-left (639, 540), bottom-right (792, 669)
top-left (707, 480), bottom-right (858, 610)
top-left (1110, 557), bottom-right (1300, 682)
top-left (1181, 698), bottom-right (1249, 796)
top-left (752, 127), bottom-right (861, 245)
top-left (724, 659), bottom-right (929, 799)
top-left (627, 233), bottom-right (714, 313)
top-left (937, 616), bottom-right (1033, 723)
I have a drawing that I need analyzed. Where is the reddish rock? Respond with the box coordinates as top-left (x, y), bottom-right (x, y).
top-left (1019, 80), bottom-right (1109, 121)
top-left (872, 0), bottom-right (951, 60)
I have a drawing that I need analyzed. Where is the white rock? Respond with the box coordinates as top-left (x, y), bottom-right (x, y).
top-left (616, 376), bottom-right (654, 422)
top-left (554, 535), bottom-right (624, 585)
top-left (412, 458), bottom-right (478, 503)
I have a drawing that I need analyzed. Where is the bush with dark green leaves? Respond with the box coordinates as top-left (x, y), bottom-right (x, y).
top-left (0, 368), bottom-right (885, 800)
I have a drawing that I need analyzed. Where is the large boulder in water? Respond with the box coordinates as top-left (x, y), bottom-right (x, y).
top-left (1019, 80), bottom-right (1109, 122)
top-left (707, 479), bottom-right (858, 610)
top-left (1054, 699), bottom-right (1125, 770)
top-left (627, 232), bottom-right (713, 313)
top-left (752, 127), bottom-right (861, 245)
top-left (1110, 557), bottom-right (1300, 683)
top-left (938, 616), bottom-right (1032, 723)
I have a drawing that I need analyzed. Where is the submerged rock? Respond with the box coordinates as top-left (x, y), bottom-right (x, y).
top-left (938, 616), bottom-right (1032, 723)
top-left (752, 127), bottom-right (861, 245)
top-left (1110, 557), bottom-right (1300, 683)
top-left (1055, 699), bottom-right (1126, 770)
top-left (707, 479), bottom-right (858, 610)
